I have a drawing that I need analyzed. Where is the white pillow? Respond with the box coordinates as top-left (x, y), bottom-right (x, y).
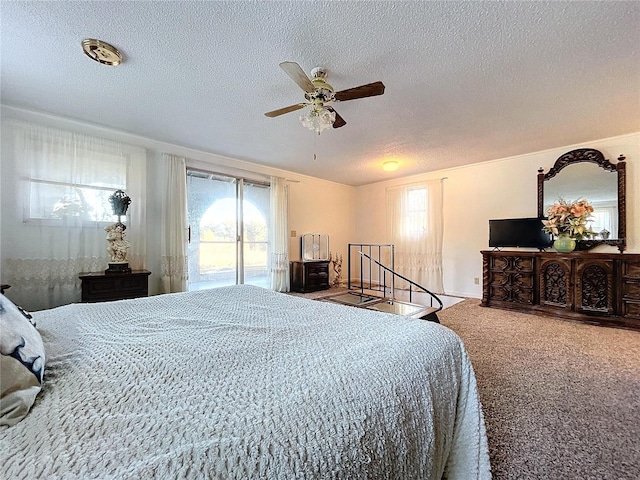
top-left (0, 294), bottom-right (45, 426)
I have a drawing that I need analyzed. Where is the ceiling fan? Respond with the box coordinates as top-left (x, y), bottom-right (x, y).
top-left (265, 61), bottom-right (385, 134)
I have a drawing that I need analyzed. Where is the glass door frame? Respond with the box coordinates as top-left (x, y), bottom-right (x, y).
top-left (186, 167), bottom-right (270, 290)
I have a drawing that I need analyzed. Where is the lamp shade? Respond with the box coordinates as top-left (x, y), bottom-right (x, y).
top-left (109, 190), bottom-right (131, 216)
top-left (299, 107), bottom-right (335, 134)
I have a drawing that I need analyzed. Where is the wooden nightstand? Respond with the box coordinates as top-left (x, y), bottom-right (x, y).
top-left (79, 270), bottom-right (151, 303)
top-left (290, 261), bottom-right (330, 293)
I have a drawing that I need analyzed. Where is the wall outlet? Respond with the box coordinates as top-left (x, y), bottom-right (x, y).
top-left (474, 277), bottom-right (480, 285)
top-left (290, 230), bottom-right (297, 237)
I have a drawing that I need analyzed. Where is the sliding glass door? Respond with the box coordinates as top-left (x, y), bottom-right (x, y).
top-left (186, 170), bottom-right (270, 290)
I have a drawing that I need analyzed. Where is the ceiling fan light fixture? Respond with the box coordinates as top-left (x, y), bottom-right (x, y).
top-left (266, 61), bottom-right (384, 135)
top-left (299, 106), bottom-right (335, 134)
top-left (383, 161), bottom-right (399, 172)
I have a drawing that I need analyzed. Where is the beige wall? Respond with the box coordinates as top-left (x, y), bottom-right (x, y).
top-left (355, 132), bottom-right (639, 298)
top-left (286, 180), bottom-right (355, 265)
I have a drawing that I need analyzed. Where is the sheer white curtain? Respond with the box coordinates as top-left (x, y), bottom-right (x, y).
top-left (386, 179), bottom-right (444, 293)
top-left (269, 176), bottom-right (289, 292)
top-left (1, 120), bottom-right (146, 310)
top-left (160, 154), bottom-right (188, 293)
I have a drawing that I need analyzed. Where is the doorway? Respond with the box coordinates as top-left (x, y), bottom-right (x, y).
top-left (186, 170), bottom-right (270, 290)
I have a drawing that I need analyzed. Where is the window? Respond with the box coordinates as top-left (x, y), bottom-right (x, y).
top-left (403, 187), bottom-right (428, 238)
top-left (589, 204), bottom-right (617, 237)
top-left (12, 122), bottom-right (143, 225)
top-left (28, 150), bottom-right (128, 222)
top-left (386, 180), bottom-right (444, 293)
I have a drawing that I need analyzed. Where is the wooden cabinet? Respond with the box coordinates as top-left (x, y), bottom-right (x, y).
top-left (482, 251), bottom-right (640, 330)
top-left (538, 256), bottom-right (572, 312)
top-left (290, 261), bottom-right (330, 293)
top-left (80, 270), bottom-right (151, 303)
top-left (574, 257), bottom-right (615, 315)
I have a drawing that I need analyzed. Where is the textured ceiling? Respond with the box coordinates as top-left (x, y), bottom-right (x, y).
top-left (2, 1), bottom-right (639, 186)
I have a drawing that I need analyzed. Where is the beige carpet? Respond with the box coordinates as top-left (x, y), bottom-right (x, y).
top-left (439, 300), bottom-right (640, 480)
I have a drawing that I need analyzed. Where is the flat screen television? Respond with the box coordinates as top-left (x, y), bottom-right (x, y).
top-left (489, 217), bottom-right (553, 250)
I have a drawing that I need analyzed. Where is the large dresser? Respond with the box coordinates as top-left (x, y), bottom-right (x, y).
top-left (481, 250), bottom-right (640, 330)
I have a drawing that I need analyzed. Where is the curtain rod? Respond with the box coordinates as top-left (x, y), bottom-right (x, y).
top-left (385, 177), bottom-right (448, 189)
top-left (182, 158), bottom-right (301, 184)
top-left (186, 167), bottom-right (271, 187)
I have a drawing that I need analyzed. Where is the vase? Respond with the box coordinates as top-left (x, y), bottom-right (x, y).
top-left (554, 234), bottom-right (576, 253)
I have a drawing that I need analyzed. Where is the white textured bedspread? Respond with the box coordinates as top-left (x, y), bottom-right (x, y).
top-left (1, 285), bottom-right (490, 479)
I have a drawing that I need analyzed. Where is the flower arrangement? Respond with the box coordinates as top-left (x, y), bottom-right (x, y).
top-left (542, 198), bottom-right (594, 240)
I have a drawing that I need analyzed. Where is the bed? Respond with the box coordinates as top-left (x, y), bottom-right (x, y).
top-left (1, 285), bottom-right (491, 479)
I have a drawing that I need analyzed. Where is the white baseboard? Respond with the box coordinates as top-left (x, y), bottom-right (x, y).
top-left (445, 290), bottom-right (482, 299)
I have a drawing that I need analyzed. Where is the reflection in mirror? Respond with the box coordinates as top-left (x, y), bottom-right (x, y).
top-left (543, 162), bottom-right (618, 238)
top-left (537, 148), bottom-right (627, 252)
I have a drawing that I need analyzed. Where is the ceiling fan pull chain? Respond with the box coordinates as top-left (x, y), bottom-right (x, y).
top-left (313, 131), bottom-right (317, 161)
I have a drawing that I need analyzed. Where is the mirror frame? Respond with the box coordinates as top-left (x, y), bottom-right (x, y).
top-left (537, 148), bottom-right (627, 253)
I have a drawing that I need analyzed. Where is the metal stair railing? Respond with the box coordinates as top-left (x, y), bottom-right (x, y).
top-left (348, 243), bottom-right (394, 296)
top-left (357, 250), bottom-right (444, 314)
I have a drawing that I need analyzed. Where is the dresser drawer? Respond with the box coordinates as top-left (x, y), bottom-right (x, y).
top-left (306, 264), bottom-right (329, 277)
top-left (491, 272), bottom-right (534, 288)
top-left (306, 276), bottom-right (328, 288)
top-left (623, 281), bottom-right (640, 298)
top-left (489, 285), bottom-right (534, 305)
top-left (119, 275), bottom-right (148, 292)
top-left (621, 299), bottom-right (640, 320)
top-left (85, 277), bottom-right (118, 295)
top-left (490, 255), bottom-right (534, 272)
top-left (623, 262), bottom-right (640, 279)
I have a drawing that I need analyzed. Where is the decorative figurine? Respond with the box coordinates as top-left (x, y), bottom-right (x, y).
top-left (105, 223), bottom-right (130, 264)
top-left (330, 252), bottom-right (343, 287)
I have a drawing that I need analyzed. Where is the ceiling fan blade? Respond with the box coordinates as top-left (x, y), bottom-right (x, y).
top-left (265, 103), bottom-right (307, 118)
top-left (326, 107), bottom-right (346, 128)
top-left (279, 61), bottom-right (315, 93)
top-left (334, 81), bottom-right (385, 102)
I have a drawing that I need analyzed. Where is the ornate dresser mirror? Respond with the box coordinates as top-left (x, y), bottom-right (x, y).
top-left (537, 148), bottom-right (627, 252)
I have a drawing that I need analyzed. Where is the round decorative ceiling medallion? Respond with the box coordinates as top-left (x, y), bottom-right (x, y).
top-left (81, 39), bottom-right (122, 66)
